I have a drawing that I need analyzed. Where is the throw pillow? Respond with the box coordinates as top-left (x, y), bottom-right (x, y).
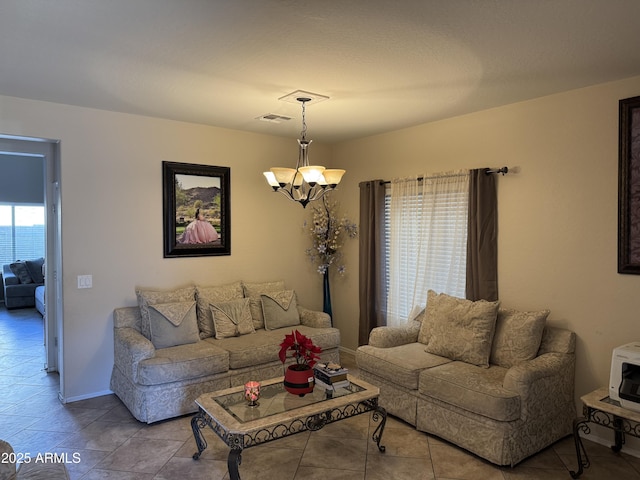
top-left (25, 257), bottom-right (45, 284)
top-left (136, 285), bottom-right (196, 339)
top-left (423, 290), bottom-right (500, 367)
top-left (9, 261), bottom-right (33, 284)
top-left (210, 298), bottom-right (255, 339)
top-left (148, 301), bottom-right (199, 349)
top-left (242, 280), bottom-right (286, 330)
top-left (261, 290), bottom-right (300, 330)
top-left (490, 308), bottom-right (549, 368)
top-left (196, 282), bottom-right (244, 339)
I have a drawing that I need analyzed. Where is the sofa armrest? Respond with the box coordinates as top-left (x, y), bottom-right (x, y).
top-left (2, 266), bottom-right (19, 286)
top-left (503, 352), bottom-right (576, 421)
top-left (368, 320), bottom-right (421, 348)
top-left (113, 327), bottom-right (155, 383)
top-left (298, 306), bottom-right (332, 329)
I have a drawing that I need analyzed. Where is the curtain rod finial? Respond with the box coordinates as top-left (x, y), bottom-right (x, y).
top-left (486, 166), bottom-right (509, 175)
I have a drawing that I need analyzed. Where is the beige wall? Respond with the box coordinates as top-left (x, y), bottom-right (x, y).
top-left (4, 73), bottom-right (640, 406)
top-left (0, 94), bottom-right (328, 400)
top-left (331, 75), bottom-right (640, 408)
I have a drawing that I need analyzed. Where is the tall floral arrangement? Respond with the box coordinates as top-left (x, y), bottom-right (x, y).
top-left (304, 196), bottom-right (358, 276)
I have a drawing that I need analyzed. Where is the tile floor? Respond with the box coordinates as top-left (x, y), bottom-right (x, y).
top-left (1, 305), bottom-right (640, 479)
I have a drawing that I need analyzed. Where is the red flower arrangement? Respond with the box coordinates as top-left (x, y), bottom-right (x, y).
top-left (278, 329), bottom-right (322, 369)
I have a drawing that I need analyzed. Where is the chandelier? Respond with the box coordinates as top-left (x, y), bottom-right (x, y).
top-left (263, 97), bottom-right (345, 208)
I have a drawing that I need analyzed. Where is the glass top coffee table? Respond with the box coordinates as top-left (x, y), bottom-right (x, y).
top-left (191, 375), bottom-right (386, 480)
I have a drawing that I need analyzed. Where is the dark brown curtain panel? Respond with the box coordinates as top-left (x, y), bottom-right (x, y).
top-left (358, 180), bottom-right (388, 345)
top-left (466, 168), bottom-right (498, 301)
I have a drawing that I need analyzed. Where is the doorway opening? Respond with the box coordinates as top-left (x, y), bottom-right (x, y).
top-left (0, 134), bottom-right (63, 399)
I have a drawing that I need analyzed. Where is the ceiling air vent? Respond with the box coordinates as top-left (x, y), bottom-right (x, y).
top-left (256, 113), bottom-right (292, 124)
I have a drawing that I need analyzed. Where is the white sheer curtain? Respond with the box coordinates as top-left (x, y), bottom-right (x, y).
top-left (386, 170), bottom-right (470, 326)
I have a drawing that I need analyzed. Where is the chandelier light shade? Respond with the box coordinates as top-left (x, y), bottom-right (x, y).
top-left (263, 97), bottom-right (345, 208)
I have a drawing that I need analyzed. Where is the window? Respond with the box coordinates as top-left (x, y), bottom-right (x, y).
top-left (0, 204), bottom-right (45, 265)
top-left (384, 172), bottom-right (469, 326)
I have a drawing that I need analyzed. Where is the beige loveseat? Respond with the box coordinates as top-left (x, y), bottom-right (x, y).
top-left (356, 290), bottom-right (576, 466)
top-left (110, 280), bottom-right (340, 423)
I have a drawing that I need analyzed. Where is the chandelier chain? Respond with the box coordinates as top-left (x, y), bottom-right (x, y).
top-left (300, 100), bottom-right (307, 140)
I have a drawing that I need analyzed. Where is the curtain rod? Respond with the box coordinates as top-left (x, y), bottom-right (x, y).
top-left (379, 166), bottom-right (509, 185)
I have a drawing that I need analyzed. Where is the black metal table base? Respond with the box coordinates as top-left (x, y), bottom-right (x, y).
top-left (570, 408), bottom-right (630, 478)
top-left (191, 400), bottom-right (387, 480)
top-left (228, 448), bottom-right (241, 480)
top-left (191, 411), bottom-right (210, 460)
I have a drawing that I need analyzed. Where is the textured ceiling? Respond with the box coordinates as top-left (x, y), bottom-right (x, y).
top-left (2, 1), bottom-right (640, 142)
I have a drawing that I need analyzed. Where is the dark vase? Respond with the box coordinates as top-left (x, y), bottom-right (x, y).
top-left (283, 364), bottom-right (315, 397)
top-left (323, 270), bottom-right (332, 323)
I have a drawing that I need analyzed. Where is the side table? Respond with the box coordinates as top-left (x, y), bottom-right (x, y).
top-left (571, 386), bottom-right (640, 478)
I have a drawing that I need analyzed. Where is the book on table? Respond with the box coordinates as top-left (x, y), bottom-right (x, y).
top-left (314, 377), bottom-right (350, 392)
top-left (314, 363), bottom-right (348, 384)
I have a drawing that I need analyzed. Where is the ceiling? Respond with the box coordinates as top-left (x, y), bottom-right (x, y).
top-left (2, 1), bottom-right (640, 143)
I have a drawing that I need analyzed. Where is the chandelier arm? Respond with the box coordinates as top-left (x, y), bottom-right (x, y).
top-left (286, 179), bottom-right (310, 202)
top-left (308, 185), bottom-right (333, 203)
top-left (276, 185), bottom-right (300, 203)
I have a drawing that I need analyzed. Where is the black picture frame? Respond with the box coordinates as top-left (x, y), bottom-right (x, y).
top-left (163, 161), bottom-right (230, 258)
top-left (618, 95), bottom-right (640, 274)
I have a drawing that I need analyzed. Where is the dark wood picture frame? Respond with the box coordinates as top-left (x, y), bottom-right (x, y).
top-left (163, 161), bottom-right (231, 258)
top-left (618, 95), bottom-right (640, 274)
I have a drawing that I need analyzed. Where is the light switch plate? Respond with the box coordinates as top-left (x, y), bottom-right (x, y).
top-left (78, 275), bottom-right (92, 289)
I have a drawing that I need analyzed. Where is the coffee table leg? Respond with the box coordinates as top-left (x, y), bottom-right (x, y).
top-left (191, 411), bottom-right (209, 460)
top-left (372, 405), bottom-right (387, 452)
top-left (228, 447), bottom-right (242, 480)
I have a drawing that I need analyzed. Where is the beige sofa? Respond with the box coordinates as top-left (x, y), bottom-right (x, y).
top-left (110, 280), bottom-right (340, 423)
top-left (356, 290), bottom-right (576, 466)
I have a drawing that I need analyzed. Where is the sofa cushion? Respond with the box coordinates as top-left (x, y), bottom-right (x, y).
top-left (242, 280), bottom-right (285, 330)
top-left (211, 298), bottom-right (255, 339)
top-left (35, 285), bottom-right (45, 316)
top-left (490, 308), bottom-right (549, 368)
top-left (137, 341), bottom-right (229, 386)
top-left (419, 361), bottom-right (520, 422)
top-left (261, 290), bottom-right (300, 330)
top-left (148, 301), bottom-right (200, 349)
top-left (9, 260), bottom-right (33, 284)
top-left (136, 285), bottom-right (196, 339)
top-left (207, 325), bottom-right (339, 370)
top-left (196, 282), bottom-right (244, 339)
top-left (422, 290), bottom-right (499, 367)
top-left (356, 342), bottom-right (452, 390)
top-left (25, 257), bottom-right (45, 284)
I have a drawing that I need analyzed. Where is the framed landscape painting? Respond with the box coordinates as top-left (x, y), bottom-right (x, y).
top-left (618, 95), bottom-right (640, 274)
top-left (163, 161), bottom-right (231, 258)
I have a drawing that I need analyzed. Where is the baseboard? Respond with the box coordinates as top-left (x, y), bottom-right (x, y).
top-left (60, 389), bottom-right (114, 404)
top-left (339, 346), bottom-right (356, 358)
top-left (583, 427), bottom-right (640, 459)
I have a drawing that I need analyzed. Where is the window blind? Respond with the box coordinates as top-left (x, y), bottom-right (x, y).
top-left (0, 204), bottom-right (45, 265)
top-left (385, 172), bottom-right (469, 325)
